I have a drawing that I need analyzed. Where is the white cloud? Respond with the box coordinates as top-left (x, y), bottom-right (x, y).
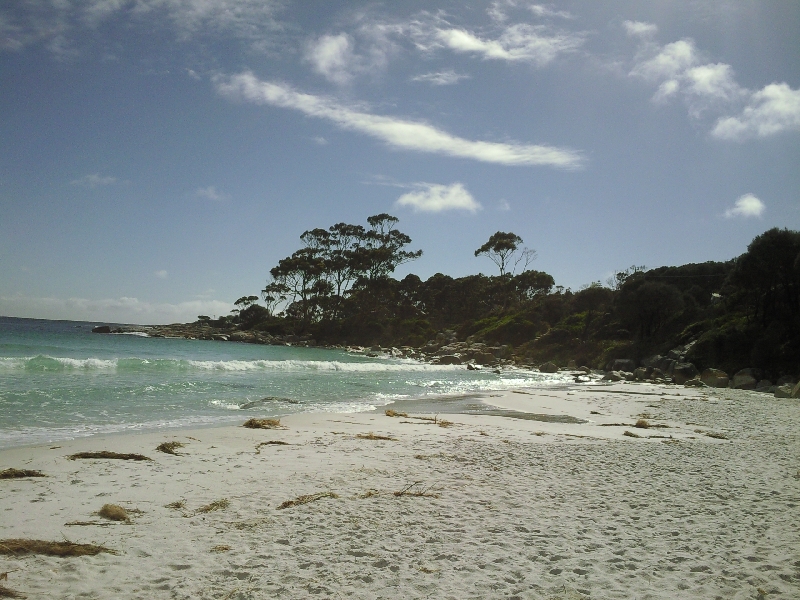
top-left (312, 136), bottom-right (329, 145)
top-left (70, 173), bottom-right (118, 188)
top-left (396, 182), bottom-right (481, 213)
top-left (215, 72), bottom-right (583, 168)
top-left (724, 194), bottom-right (765, 219)
top-left (623, 20), bottom-right (657, 38)
top-left (712, 83), bottom-right (800, 140)
top-left (195, 186), bottom-right (230, 201)
top-left (684, 63), bottom-right (739, 101)
top-left (154, 269), bottom-right (168, 279)
top-left (410, 70), bottom-right (470, 85)
top-left (305, 33), bottom-right (357, 85)
top-left (428, 23), bottom-right (583, 66)
top-left (0, 294), bottom-right (232, 325)
top-left (631, 37), bottom-right (800, 138)
top-left (631, 39), bottom-right (697, 82)
top-left (498, 199), bottom-right (511, 211)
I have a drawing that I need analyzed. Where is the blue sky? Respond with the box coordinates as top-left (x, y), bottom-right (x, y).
top-left (1, 0), bottom-right (798, 324)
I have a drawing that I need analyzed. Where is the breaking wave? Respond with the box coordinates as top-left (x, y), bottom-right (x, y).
top-left (0, 355), bottom-right (465, 374)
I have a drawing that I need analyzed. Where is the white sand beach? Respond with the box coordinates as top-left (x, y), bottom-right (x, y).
top-left (2, 382), bottom-right (799, 599)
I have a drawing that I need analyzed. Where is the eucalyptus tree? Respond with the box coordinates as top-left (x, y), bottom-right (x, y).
top-left (474, 231), bottom-right (536, 276)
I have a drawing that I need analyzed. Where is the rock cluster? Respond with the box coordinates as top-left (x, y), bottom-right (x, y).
top-left (600, 342), bottom-right (798, 398)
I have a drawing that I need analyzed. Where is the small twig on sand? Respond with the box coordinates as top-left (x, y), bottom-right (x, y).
top-left (255, 441), bottom-right (289, 454)
top-left (393, 481), bottom-right (440, 498)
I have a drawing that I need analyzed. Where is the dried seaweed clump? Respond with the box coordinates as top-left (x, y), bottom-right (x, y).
top-left (0, 469), bottom-right (46, 479)
top-left (0, 584), bottom-right (26, 599)
top-left (196, 499), bottom-right (230, 514)
top-left (156, 441), bottom-right (185, 455)
top-left (98, 504), bottom-right (130, 522)
top-left (623, 430), bottom-right (642, 438)
top-left (277, 492), bottom-right (338, 510)
top-left (0, 539), bottom-right (114, 557)
top-left (356, 432), bottom-right (395, 441)
top-left (242, 418), bottom-right (283, 429)
top-left (634, 419), bottom-right (651, 429)
top-left (384, 409), bottom-right (408, 418)
top-left (67, 451), bottom-right (151, 461)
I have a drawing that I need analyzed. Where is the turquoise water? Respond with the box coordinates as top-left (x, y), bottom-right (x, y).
top-left (0, 317), bottom-right (570, 448)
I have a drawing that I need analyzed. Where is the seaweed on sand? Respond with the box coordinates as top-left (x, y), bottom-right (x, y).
top-left (0, 539), bottom-right (115, 557)
top-left (98, 504), bottom-right (130, 522)
top-left (356, 432), bottom-right (395, 441)
top-left (242, 418), bottom-right (284, 430)
top-left (196, 499), bottom-right (230, 514)
top-left (277, 492), bottom-right (338, 510)
top-left (0, 469), bottom-right (45, 479)
top-left (384, 409), bottom-right (408, 418)
top-left (156, 441), bottom-right (185, 455)
top-left (67, 451), bottom-right (151, 461)
top-left (0, 584), bottom-right (26, 598)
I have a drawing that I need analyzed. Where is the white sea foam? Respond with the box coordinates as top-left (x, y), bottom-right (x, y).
top-left (1, 355), bottom-right (469, 373)
top-left (184, 358), bottom-right (463, 372)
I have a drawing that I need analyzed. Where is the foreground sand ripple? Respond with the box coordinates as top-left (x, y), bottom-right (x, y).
top-left (1, 385), bottom-right (798, 599)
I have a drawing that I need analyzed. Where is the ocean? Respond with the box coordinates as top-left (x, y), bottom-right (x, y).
top-left (0, 316), bottom-right (571, 449)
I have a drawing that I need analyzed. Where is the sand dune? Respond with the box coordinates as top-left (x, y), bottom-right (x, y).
top-left (1, 383), bottom-right (798, 599)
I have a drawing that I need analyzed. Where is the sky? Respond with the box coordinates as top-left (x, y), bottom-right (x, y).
top-left (1, 0), bottom-right (798, 324)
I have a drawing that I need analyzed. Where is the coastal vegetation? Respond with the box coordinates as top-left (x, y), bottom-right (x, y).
top-left (202, 216), bottom-right (798, 380)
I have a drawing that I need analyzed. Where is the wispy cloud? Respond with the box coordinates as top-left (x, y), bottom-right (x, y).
top-left (623, 20), bottom-right (657, 38)
top-left (630, 36), bottom-right (800, 139)
top-left (724, 194), bottom-right (765, 219)
top-left (0, 294), bottom-right (232, 325)
top-left (396, 182), bottom-right (481, 213)
top-left (195, 186), bottom-right (230, 201)
top-left (411, 70), bottom-right (470, 85)
top-left (489, 1), bottom-right (572, 23)
top-left (412, 20), bottom-right (585, 66)
top-left (1, 0), bottom-right (284, 56)
top-left (154, 269), bottom-right (168, 279)
top-left (70, 173), bottom-right (118, 188)
top-left (215, 72), bottom-right (583, 168)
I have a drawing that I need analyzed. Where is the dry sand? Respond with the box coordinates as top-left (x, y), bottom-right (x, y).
top-left (1, 382), bottom-right (799, 599)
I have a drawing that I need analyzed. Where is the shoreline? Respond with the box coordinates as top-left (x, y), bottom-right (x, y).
top-left (3, 382), bottom-right (798, 598)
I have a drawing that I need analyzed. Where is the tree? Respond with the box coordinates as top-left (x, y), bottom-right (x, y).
top-left (617, 281), bottom-right (684, 340)
top-left (729, 227), bottom-right (800, 327)
top-left (606, 265), bottom-right (646, 290)
top-left (234, 296), bottom-right (259, 311)
top-left (474, 231), bottom-right (536, 276)
top-left (356, 214), bottom-right (422, 282)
